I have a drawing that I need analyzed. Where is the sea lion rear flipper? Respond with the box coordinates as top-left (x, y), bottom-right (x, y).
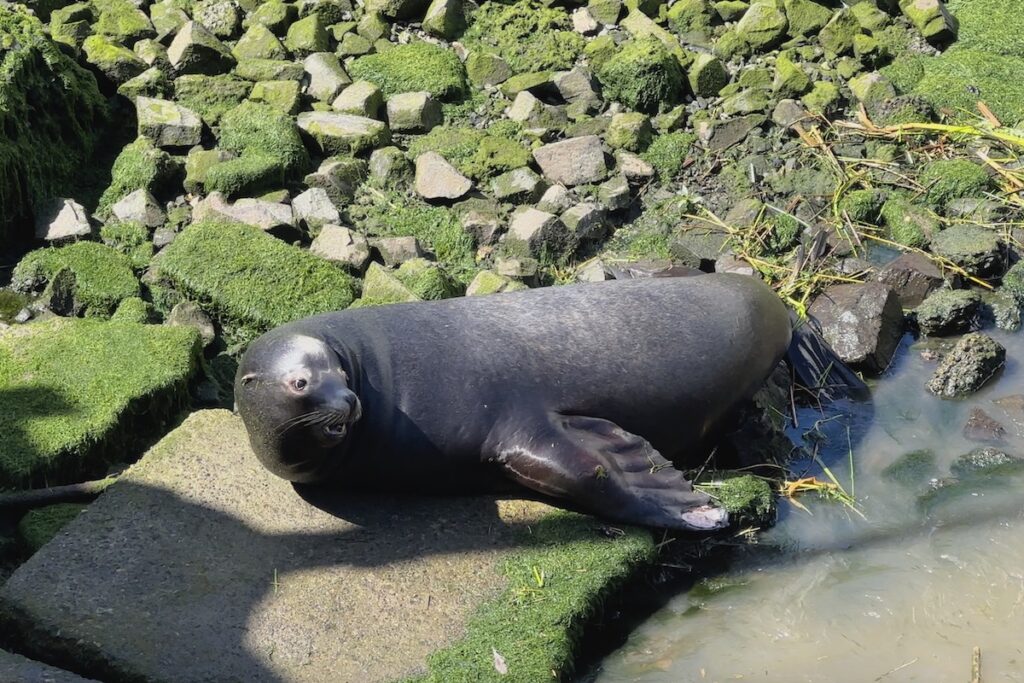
top-left (491, 414), bottom-right (729, 532)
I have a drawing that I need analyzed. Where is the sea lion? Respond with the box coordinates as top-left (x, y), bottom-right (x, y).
top-left (235, 274), bottom-right (793, 532)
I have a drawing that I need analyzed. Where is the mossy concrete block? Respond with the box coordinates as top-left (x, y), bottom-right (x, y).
top-left (156, 220), bottom-right (356, 334)
top-left (849, 71), bottom-right (896, 105)
top-left (0, 649), bottom-right (98, 682)
top-left (136, 96), bottom-right (202, 148)
top-left (167, 21), bottom-right (236, 75)
top-left (533, 135), bottom-right (608, 187)
top-left (245, 0), bottom-right (296, 34)
top-left (386, 91), bottom-right (442, 133)
top-left (465, 269), bottom-right (527, 295)
top-left (0, 410), bottom-right (653, 682)
top-left (687, 53), bottom-right (728, 98)
top-left (304, 52), bottom-right (352, 102)
top-left (0, 319), bottom-right (199, 488)
top-left (783, 0), bottom-right (832, 36)
top-left (17, 503), bottom-right (87, 553)
top-left (349, 41), bottom-right (467, 101)
top-left (800, 80), bottom-right (840, 115)
top-left (331, 80), bottom-right (384, 118)
top-left (880, 196), bottom-right (939, 249)
top-left (900, 0), bottom-right (956, 42)
top-left (818, 8), bottom-right (861, 57)
top-left (297, 111), bottom-right (391, 155)
top-left (596, 37), bottom-right (684, 114)
top-left (82, 33), bottom-right (148, 84)
top-left (735, 0), bottom-right (788, 51)
top-left (250, 79), bottom-right (302, 114)
top-left (465, 52), bottom-right (512, 88)
top-left (462, 0), bottom-right (584, 74)
top-left (93, 0), bottom-right (154, 43)
top-left (284, 13), bottom-right (329, 57)
top-left (172, 73), bottom-right (251, 126)
top-left (235, 58), bottom-right (306, 81)
top-left (356, 261), bottom-right (422, 305)
top-left (422, 0), bottom-right (466, 39)
top-left (232, 23), bottom-right (288, 61)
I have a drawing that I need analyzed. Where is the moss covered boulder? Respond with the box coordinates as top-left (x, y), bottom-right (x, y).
top-left (155, 220), bottom-right (356, 342)
top-left (596, 38), bottom-right (685, 114)
top-left (0, 410), bottom-right (655, 682)
top-left (461, 0), bottom-right (584, 74)
top-left (349, 41), bottom-right (466, 100)
top-left (0, 5), bottom-right (107, 246)
top-left (0, 318), bottom-right (200, 489)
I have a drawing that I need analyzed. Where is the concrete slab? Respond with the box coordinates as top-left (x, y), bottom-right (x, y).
top-left (0, 410), bottom-right (651, 682)
top-left (0, 649), bottom-right (98, 682)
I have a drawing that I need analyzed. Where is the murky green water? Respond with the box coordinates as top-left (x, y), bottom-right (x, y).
top-left (592, 329), bottom-right (1024, 683)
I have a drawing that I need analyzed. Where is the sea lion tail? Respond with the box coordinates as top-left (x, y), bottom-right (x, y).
top-left (785, 310), bottom-right (871, 402)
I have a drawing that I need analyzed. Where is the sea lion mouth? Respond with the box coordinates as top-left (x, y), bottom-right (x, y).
top-left (324, 422), bottom-right (348, 438)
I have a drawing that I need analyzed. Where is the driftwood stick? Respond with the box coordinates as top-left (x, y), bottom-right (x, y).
top-left (971, 646), bottom-right (981, 683)
top-left (0, 476), bottom-right (118, 511)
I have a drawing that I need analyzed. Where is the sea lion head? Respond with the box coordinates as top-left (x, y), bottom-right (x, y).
top-left (235, 331), bottom-right (361, 483)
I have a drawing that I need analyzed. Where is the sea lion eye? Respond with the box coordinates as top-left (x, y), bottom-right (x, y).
top-left (293, 378), bottom-right (308, 391)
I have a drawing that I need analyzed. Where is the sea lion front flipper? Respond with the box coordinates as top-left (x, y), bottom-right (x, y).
top-left (490, 414), bottom-right (729, 532)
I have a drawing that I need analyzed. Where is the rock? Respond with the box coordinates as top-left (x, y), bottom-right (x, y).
top-left (358, 262), bottom-right (421, 305)
top-left (615, 150), bottom-right (655, 182)
top-left (783, 0), bottom-right (832, 36)
top-left (735, 1), bottom-right (788, 51)
top-left (605, 113), bottom-right (653, 152)
top-left (881, 197), bottom-right (940, 249)
top-left (926, 333), bottom-right (1005, 398)
top-left (303, 52), bottom-right (352, 102)
top-left (82, 35), bottom-right (147, 84)
top-left (488, 168), bottom-right (543, 204)
top-left (194, 192), bottom-right (297, 238)
top-left (882, 449), bottom-right (937, 487)
top-left (35, 199), bottom-right (91, 242)
top-left (915, 289), bottom-right (980, 336)
top-left (849, 72), bottom-right (896, 105)
top-left (0, 648), bottom-right (98, 682)
top-left (297, 112), bottom-right (391, 155)
top-left (372, 235), bottom-right (425, 265)
top-left (772, 99), bottom-right (809, 128)
top-left (773, 53), bottom-right (810, 98)
top-left (533, 135), bottom-right (607, 187)
top-left (386, 92), bottom-right (443, 133)
top-left (981, 291), bottom-right (1021, 332)
top-left (232, 24), bottom-right (288, 61)
top-left (536, 185), bottom-right (576, 214)
top-left (422, 0), bottom-right (466, 38)
top-left (950, 447), bottom-right (1023, 479)
top-left (697, 115), bottom-right (765, 152)
top-left (284, 13), bottom-right (329, 56)
top-left (818, 9), bottom-right (860, 57)
top-left (414, 152), bottom-right (472, 201)
top-left (963, 408), bottom-right (1007, 444)
top-left (168, 301), bottom-right (216, 347)
top-left (807, 282), bottom-right (904, 374)
top-left (136, 97), bottom-right (202, 148)
top-left (292, 188), bottom-right (341, 232)
top-left (900, 0), bottom-right (957, 43)
top-left (506, 208), bottom-right (569, 257)
top-left (167, 21), bottom-right (235, 75)
top-left (561, 202), bottom-right (607, 243)
top-left (459, 206), bottom-right (502, 246)
top-left (572, 7), bottom-right (600, 34)
top-left (310, 224), bottom-right (371, 270)
top-left (466, 270), bottom-right (526, 296)
top-left (597, 174), bottom-right (631, 211)
top-left (466, 52), bottom-right (512, 88)
top-left (250, 79), bottom-right (301, 114)
top-left (194, 0), bottom-right (241, 39)
top-left (874, 252), bottom-right (945, 308)
top-left (688, 53), bottom-right (729, 98)
top-left (552, 67), bottom-right (601, 112)
top-left (304, 157), bottom-right (367, 206)
top-left (332, 80), bottom-right (384, 118)
top-left (929, 225), bottom-right (1003, 278)
top-left (369, 146), bottom-right (411, 186)
top-left (111, 189), bottom-right (165, 228)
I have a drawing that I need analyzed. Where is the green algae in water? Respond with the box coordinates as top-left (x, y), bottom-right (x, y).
top-left (0, 289), bottom-right (30, 323)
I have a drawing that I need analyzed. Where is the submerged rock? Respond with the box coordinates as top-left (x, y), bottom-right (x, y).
top-left (962, 408), bottom-right (1007, 443)
top-left (926, 333), bottom-right (1005, 398)
top-left (881, 449), bottom-right (937, 487)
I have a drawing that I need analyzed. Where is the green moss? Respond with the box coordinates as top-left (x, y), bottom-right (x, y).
top-left (765, 213), bottom-right (800, 254)
top-left (641, 131), bottom-right (696, 179)
top-left (0, 290), bottom-right (30, 323)
top-left (0, 318), bottom-right (199, 488)
top-left (98, 137), bottom-right (178, 216)
top-left (93, 0), bottom-right (153, 43)
top-left (349, 41), bottom-right (467, 101)
top-left (395, 258), bottom-right (461, 299)
top-left (0, 5), bottom-right (108, 245)
top-left (408, 126), bottom-right (530, 181)
top-left (462, 0), bottom-right (584, 75)
top-left (156, 220), bottom-right (356, 342)
top-left (881, 52), bottom-right (926, 94)
top-left (697, 473), bottom-right (775, 527)
top-left (946, 0), bottom-right (1024, 58)
top-left (12, 242), bottom-right (140, 317)
top-left (413, 511), bottom-right (655, 683)
top-left (838, 189), bottom-right (885, 224)
top-left (880, 196), bottom-right (938, 249)
top-left (99, 220), bottom-right (154, 268)
top-left (882, 449), bottom-right (937, 487)
top-left (912, 48), bottom-right (1024, 125)
top-left (1002, 261), bottom-right (1024, 302)
top-left (919, 158), bottom-right (992, 211)
top-left (596, 38), bottom-right (684, 115)
top-left (204, 153), bottom-right (284, 198)
top-left (172, 74), bottom-right (250, 126)
top-left (111, 296), bottom-right (154, 323)
top-left (351, 190), bottom-right (476, 282)
top-left (17, 503), bottom-right (87, 553)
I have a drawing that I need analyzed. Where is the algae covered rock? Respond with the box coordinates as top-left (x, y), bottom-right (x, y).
top-left (926, 332), bottom-right (1005, 398)
top-left (297, 111), bottom-right (391, 155)
top-left (919, 159), bottom-right (991, 212)
top-left (0, 318), bottom-right (199, 488)
top-left (915, 288), bottom-right (980, 336)
top-left (929, 225), bottom-right (1003, 278)
top-left (596, 38), bottom-right (685, 114)
top-left (156, 220), bottom-right (356, 340)
top-left (12, 242), bottom-right (140, 317)
top-left (98, 137), bottom-right (178, 215)
top-left (0, 5), bottom-right (107, 245)
top-left (349, 41), bottom-right (467, 100)
top-left (462, 0), bottom-right (584, 74)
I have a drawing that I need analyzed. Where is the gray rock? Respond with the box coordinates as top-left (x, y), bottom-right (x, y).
top-left (369, 146), bottom-right (411, 186)
top-left (422, 0), bottom-right (466, 39)
top-left (332, 80), bottom-right (383, 118)
top-left (715, 253), bottom-right (756, 276)
top-left (194, 0), bottom-right (241, 39)
top-left (552, 67), bottom-right (601, 112)
top-left (167, 21), bottom-right (235, 75)
top-left (874, 252), bottom-right (945, 308)
top-left (35, 198), bottom-right (91, 242)
top-left (614, 150), bottom-right (655, 182)
top-left (0, 648), bottom-right (98, 682)
top-left (292, 187), bottom-right (341, 231)
top-left (915, 288), bottom-right (981, 336)
top-left (963, 408), bottom-right (1007, 444)
top-left (536, 185), bottom-right (576, 214)
top-left (533, 136), bottom-right (607, 187)
top-left (927, 333), bottom-right (1005, 398)
top-left (372, 235), bottom-right (425, 265)
top-left (597, 174), bottom-right (630, 211)
top-left (386, 92), bottom-right (442, 132)
top-left (194, 192), bottom-right (296, 237)
top-left (572, 7), bottom-right (600, 34)
top-left (981, 290), bottom-right (1022, 332)
top-left (930, 225), bottom-right (1003, 278)
top-left (506, 207), bottom-right (569, 257)
top-left (772, 99), bottom-right (810, 128)
top-left (168, 301), bottom-right (216, 347)
top-left (950, 446), bottom-right (1023, 478)
top-left (494, 255), bottom-right (539, 282)
top-left (460, 206), bottom-right (503, 246)
top-left (575, 259), bottom-right (613, 283)
top-left (697, 115), bottom-right (766, 152)
top-left (297, 111), bottom-right (391, 155)
top-left (808, 282), bottom-right (904, 374)
top-left (670, 225), bottom-right (731, 262)
top-left (136, 97), bottom-right (202, 148)
top-left (560, 202), bottom-right (607, 243)
top-left (414, 152), bottom-right (472, 201)
top-left (304, 157), bottom-right (367, 205)
top-left (303, 52), bottom-right (352, 102)
top-left (490, 167), bottom-right (546, 203)
top-left (310, 224), bottom-right (371, 270)
top-left (111, 189), bottom-right (166, 228)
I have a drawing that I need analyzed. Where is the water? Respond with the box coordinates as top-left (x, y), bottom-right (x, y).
top-left (592, 329), bottom-right (1024, 683)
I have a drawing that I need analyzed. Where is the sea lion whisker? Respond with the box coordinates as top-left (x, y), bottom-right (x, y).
top-left (274, 411), bottom-right (333, 435)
